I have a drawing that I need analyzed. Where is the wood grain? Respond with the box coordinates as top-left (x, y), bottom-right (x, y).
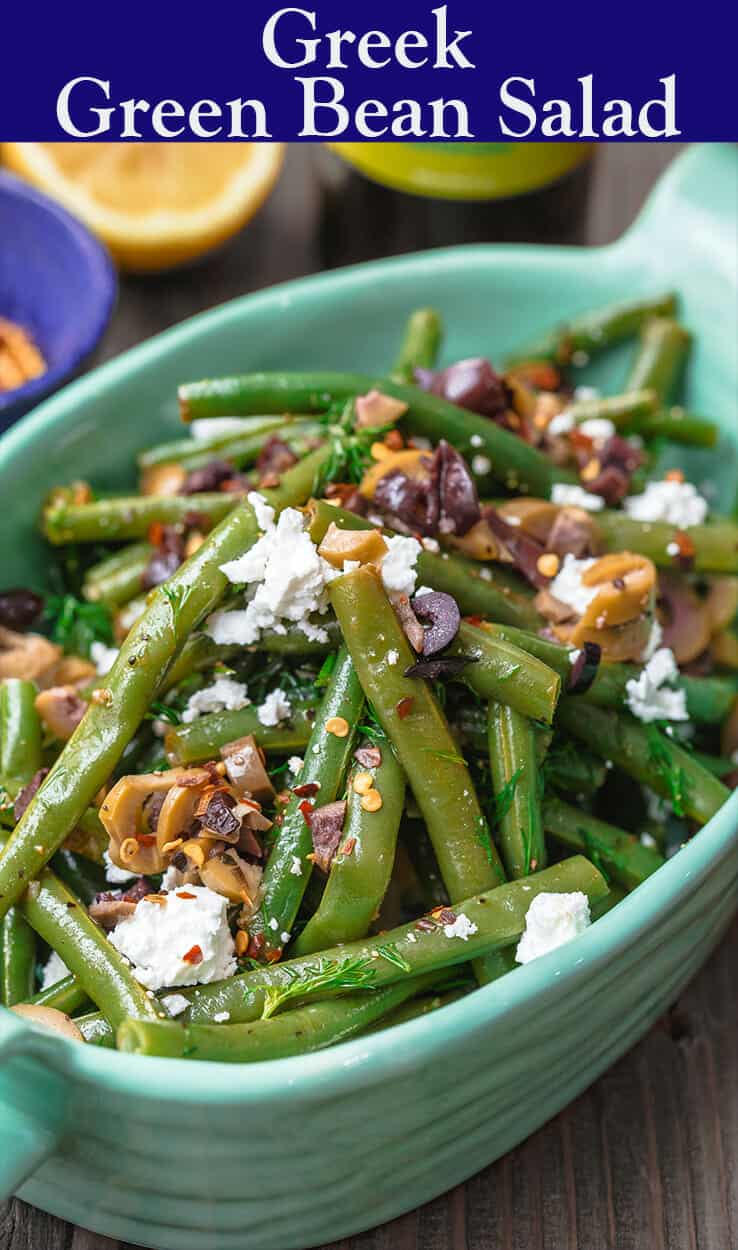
top-left (4, 141), bottom-right (736, 1250)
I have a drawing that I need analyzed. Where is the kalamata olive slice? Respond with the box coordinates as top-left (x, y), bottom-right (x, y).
top-left (404, 654), bottom-right (478, 681)
top-left (432, 440), bottom-right (481, 536)
top-left (566, 641), bottom-right (602, 694)
top-left (0, 588), bottom-right (44, 631)
top-left (411, 591), bottom-right (461, 656)
top-left (414, 359), bottom-right (507, 418)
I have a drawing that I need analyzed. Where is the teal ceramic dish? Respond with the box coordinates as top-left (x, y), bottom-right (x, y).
top-left (0, 145), bottom-right (736, 1250)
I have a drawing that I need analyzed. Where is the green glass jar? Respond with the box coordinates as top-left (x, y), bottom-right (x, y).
top-left (315, 141), bottom-right (595, 267)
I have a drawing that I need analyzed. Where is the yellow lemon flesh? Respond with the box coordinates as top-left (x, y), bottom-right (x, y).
top-left (1, 142), bottom-right (285, 271)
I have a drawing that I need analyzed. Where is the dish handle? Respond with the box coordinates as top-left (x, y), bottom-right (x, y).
top-left (0, 1011), bottom-right (65, 1200)
top-left (623, 143), bottom-right (738, 281)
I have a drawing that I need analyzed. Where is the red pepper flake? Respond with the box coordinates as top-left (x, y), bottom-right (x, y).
top-left (384, 428), bottom-right (404, 450)
top-left (136, 833), bottom-right (157, 847)
top-left (248, 933), bottom-right (265, 960)
top-left (298, 799), bottom-right (315, 820)
top-left (182, 944), bottom-right (203, 966)
top-left (464, 615), bottom-right (484, 627)
top-left (292, 782), bottom-right (320, 798)
top-left (416, 918), bottom-right (436, 933)
top-left (176, 891), bottom-right (197, 899)
top-left (436, 908), bottom-right (457, 926)
top-left (148, 521), bottom-right (165, 546)
top-left (672, 529), bottom-right (696, 569)
top-left (569, 429), bottom-right (594, 452)
top-left (339, 836), bottom-right (356, 857)
top-left (396, 696), bottom-right (414, 720)
top-left (265, 948), bottom-right (283, 963)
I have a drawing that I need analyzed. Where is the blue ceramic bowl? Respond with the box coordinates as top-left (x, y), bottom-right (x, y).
top-left (0, 170), bottom-right (116, 427)
top-left (0, 146), bottom-right (735, 1250)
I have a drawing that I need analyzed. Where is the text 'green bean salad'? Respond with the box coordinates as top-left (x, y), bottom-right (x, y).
top-left (1, 295), bottom-right (736, 1061)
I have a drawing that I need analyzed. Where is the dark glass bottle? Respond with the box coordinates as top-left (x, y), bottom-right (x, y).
top-left (315, 142), bottom-right (594, 269)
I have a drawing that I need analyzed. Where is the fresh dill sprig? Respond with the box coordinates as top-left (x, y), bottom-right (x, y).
top-left (145, 701), bottom-right (182, 726)
top-left (357, 701), bottom-right (387, 746)
top-left (315, 651), bottom-right (338, 689)
top-left (421, 748), bottom-right (467, 766)
top-left (260, 954), bottom-right (377, 1019)
top-left (376, 942), bottom-right (412, 973)
top-left (42, 594), bottom-right (113, 657)
top-left (647, 727), bottom-right (688, 817)
top-left (492, 766), bottom-right (524, 827)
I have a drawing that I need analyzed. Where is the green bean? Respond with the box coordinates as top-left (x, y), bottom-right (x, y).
top-left (331, 566), bottom-right (504, 892)
top-left (625, 317), bottom-right (691, 403)
top-left (293, 744), bottom-right (405, 955)
top-left (186, 855), bottom-right (608, 1025)
top-left (556, 700), bottom-right (729, 826)
top-left (0, 679), bottom-right (41, 798)
top-left (542, 739), bottom-right (608, 796)
top-left (252, 646), bottom-right (364, 958)
top-left (1, 908), bottom-right (35, 1006)
top-left (82, 542), bottom-right (153, 607)
top-left (542, 795), bottom-right (663, 891)
top-left (487, 702), bottom-right (546, 879)
top-left (306, 499), bottom-right (541, 630)
top-left (164, 696), bottom-right (317, 765)
top-left (178, 372), bottom-right (561, 496)
top-left (596, 511), bottom-right (738, 574)
top-left (118, 971), bottom-right (448, 1061)
top-left (569, 389), bottom-right (660, 427)
top-left (481, 622), bottom-right (737, 725)
top-left (43, 491), bottom-right (239, 545)
top-left (391, 308), bottom-right (443, 383)
top-left (137, 416), bottom-right (296, 471)
top-left (0, 447), bottom-right (331, 921)
top-left (634, 410), bottom-right (716, 448)
top-left (30, 972), bottom-right (90, 1016)
top-left (450, 622), bottom-right (561, 725)
top-left (401, 820), bottom-right (449, 910)
top-left (77, 1011), bottom-right (115, 1046)
top-left (361, 983), bottom-right (470, 1035)
top-left (19, 867), bottom-right (164, 1026)
top-left (506, 293), bottom-right (678, 366)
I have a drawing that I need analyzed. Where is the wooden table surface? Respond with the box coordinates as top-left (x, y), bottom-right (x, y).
top-left (3, 142), bottom-right (736, 1250)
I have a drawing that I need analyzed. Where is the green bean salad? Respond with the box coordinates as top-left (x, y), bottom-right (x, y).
top-left (1, 296), bottom-right (736, 1060)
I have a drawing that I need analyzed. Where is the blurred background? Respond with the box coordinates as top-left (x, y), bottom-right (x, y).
top-left (0, 142), bottom-right (684, 417)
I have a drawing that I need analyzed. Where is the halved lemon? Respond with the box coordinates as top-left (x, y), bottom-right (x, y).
top-left (1, 142), bottom-right (285, 271)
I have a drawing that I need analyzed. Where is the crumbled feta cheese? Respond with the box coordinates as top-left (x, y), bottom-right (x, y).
top-left (257, 688), bottom-right (291, 727)
top-left (666, 541), bottom-right (680, 557)
top-left (547, 410), bottom-right (575, 436)
top-left (579, 417), bottom-right (616, 443)
top-left (623, 479), bottom-right (708, 527)
top-left (287, 756), bottom-right (304, 775)
top-left (280, 932), bottom-right (291, 944)
top-left (209, 507), bottom-right (338, 646)
top-left (181, 677), bottom-right (250, 724)
top-left (550, 483), bottom-right (604, 512)
top-left (108, 885), bottom-right (236, 990)
top-left (247, 490), bottom-right (276, 533)
top-left (471, 454), bottom-right (492, 476)
top-left (443, 912), bottom-right (478, 941)
top-left (479, 567), bottom-right (492, 581)
top-left (104, 849), bottom-right (135, 885)
top-left (414, 585), bottom-right (434, 598)
top-left (213, 1010), bottom-right (231, 1023)
top-left (161, 864), bottom-right (188, 890)
top-left (548, 554), bottom-right (598, 617)
top-left (640, 618), bottom-right (663, 662)
top-left (268, 917), bottom-right (279, 931)
top-left (380, 535), bottom-right (422, 597)
top-left (573, 386), bottom-right (600, 402)
top-left (162, 993), bottom-right (190, 1017)
top-left (90, 641), bottom-right (119, 675)
top-left (515, 892), bottom-right (591, 964)
top-left (190, 417), bottom-right (254, 441)
top-left (421, 536), bottom-right (440, 553)
top-left (40, 950), bottom-right (70, 990)
top-left (625, 648), bottom-right (688, 723)
top-left (289, 855), bottom-right (303, 876)
top-left (640, 832), bottom-right (658, 850)
top-left (386, 649), bottom-right (399, 666)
